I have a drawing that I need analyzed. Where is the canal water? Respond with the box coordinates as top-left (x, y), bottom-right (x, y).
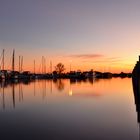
top-left (0, 78), bottom-right (139, 140)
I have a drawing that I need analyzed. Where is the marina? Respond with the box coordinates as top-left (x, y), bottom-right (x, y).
top-left (0, 1), bottom-right (139, 139)
top-left (0, 49), bottom-right (132, 81)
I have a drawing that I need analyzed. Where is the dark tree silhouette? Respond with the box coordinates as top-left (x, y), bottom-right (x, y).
top-left (55, 63), bottom-right (65, 74)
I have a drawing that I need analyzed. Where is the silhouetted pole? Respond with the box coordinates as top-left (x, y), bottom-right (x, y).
top-left (2, 49), bottom-right (4, 70)
top-left (42, 56), bottom-right (46, 74)
top-left (19, 56), bottom-right (21, 73)
top-left (50, 61), bottom-right (52, 74)
top-left (21, 56), bottom-right (23, 72)
top-left (70, 63), bottom-right (71, 72)
top-left (44, 58), bottom-right (46, 74)
top-left (69, 60), bottom-right (72, 72)
top-left (12, 49), bottom-right (15, 72)
top-left (42, 57), bottom-right (46, 74)
top-left (42, 56), bottom-right (44, 74)
top-left (34, 60), bottom-right (36, 75)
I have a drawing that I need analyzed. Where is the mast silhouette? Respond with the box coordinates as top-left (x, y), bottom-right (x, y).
top-left (19, 56), bottom-right (21, 73)
top-left (44, 58), bottom-right (46, 74)
top-left (42, 56), bottom-right (46, 74)
top-left (2, 49), bottom-right (4, 70)
top-left (42, 56), bottom-right (44, 74)
top-left (21, 56), bottom-right (23, 72)
top-left (34, 60), bottom-right (35, 75)
top-left (12, 49), bottom-right (15, 72)
top-left (50, 61), bottom-right (52, 74)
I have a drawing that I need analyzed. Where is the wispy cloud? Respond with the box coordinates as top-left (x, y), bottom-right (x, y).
top-left (81, 57), bottom-right (122, 64)
top-left (68, 54), bottom-right (104, 59)
top-left (67, 54), bottom-right (123, 64)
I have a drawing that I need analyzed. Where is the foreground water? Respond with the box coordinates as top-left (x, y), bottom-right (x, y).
top-left (0, 78), bottom-right (139, 140)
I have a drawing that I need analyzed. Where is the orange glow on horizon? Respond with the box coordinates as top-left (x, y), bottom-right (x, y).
top-left (2, 55), bottom-right (135, 73)
top-left (0, 46), bottom-right (138, 73)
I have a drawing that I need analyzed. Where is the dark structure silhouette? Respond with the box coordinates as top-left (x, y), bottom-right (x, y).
top-left (132, 56), bottom-right (140, 123)
top-left (132, 56), bottom-right (140, 140)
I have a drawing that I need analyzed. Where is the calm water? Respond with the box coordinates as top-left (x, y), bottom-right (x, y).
top-left (0, 78), bottom-right (139, 140)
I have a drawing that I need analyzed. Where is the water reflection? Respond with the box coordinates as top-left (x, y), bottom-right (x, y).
top-left (70, 78), bottom-right (96, 85)
top-left (53, 79), bottom-right (65, 91)
top-left (0, 78), bottom-right (102, 109)
top-left (0, 77), bottom-right (132, 111)
top-left (19, 82), bottom-right (23, 101)
top-left (0, 78), bottom-right (138, 140)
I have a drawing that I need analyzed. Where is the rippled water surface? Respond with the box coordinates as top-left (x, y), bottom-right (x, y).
top-left (0, 78), bottom-right (139, 140)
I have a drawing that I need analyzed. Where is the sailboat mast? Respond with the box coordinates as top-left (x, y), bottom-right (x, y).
top-left (34, 60), bottom-right (35, 74)
top-left (44, 57), bottom-right (46, 74)
top-left (21, 56), bottom-right (23, 72)
top-left (42, 56), bottom-right (44, 74)
top-left (42, 56), bottom-right (43, 74)
top-left (12, 49), bottom-right (15, 72)
top-left (19, 56), bottom-right (21, 73)
top-left (2, 49), bottom-right (4, 70)
top-left (50, 61), bottom-right (52, 74)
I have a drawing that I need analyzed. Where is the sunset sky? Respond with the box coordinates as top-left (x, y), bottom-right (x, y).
top-left (0, 0), bottom-right (140, 73)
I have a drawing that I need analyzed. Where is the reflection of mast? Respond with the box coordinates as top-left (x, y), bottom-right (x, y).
top-left (12, 84), bottom-right (15, 108)
top-left (19, 83), bottom-right (22, 102)
top-left (34, 81), bottom-right (36, 96)
top-left (42, 80), bottom-right (46, 99)
top-left (50, 80), bottom-right (52, 93)
top-left (45, 80), bottom-right (46, 97)
top-left (21, 84), bottom-right (23, 101)
top-left (2, 86), bottom-right (5, 109)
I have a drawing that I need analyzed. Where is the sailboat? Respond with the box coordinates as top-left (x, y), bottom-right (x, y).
top-left (0, 49), bottom-right (7, 80)
top-left (10, 49), bottom-right (19, 80)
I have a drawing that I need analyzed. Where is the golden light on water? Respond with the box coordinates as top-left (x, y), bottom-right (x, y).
top-left (69, 89), bottom-right (73, 96)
